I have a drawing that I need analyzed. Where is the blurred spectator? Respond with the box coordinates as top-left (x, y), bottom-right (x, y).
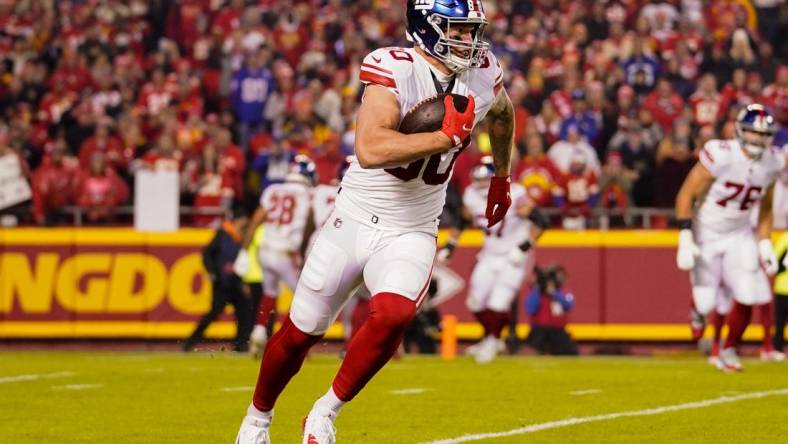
top-left (31, 142), bottom-right (79, 225)
top-left (230, 48), bottom-right (275, 154)
top-left (642, 78), bottom-right (685, 132)
top-left (0, 137), bottom-right (31, 224)
top-left (313, 134), bottom-right (344, 186)
top-left (214, 128), bottom-right (245, 201)
top-left (525, 265), bottom-right (578, 356)
top-left (552, 154), bottom-right (599, 230)
top-left (654, 121), bottom-right (696, 208)
top-left (78, 120), bottom-right (130, 173)
top-left (548, 124), bottom-right (601, 175)
top-left (689, 74), bottom-right (726, 129)
top-left (74, 153), bottom-right (129, 224)
top-left (598, 151), bottom-right (635, 219)
top-left (764, 66), bottom-right (788, 127)
top-left (513, 132), bottom-right (561, 207)
top-left (559, 89), bottom-right (599, 144)
top-left (251, 136), bottom-right (295, 191)
top-left (141, 135), bottom-right (183, 172)
top-left (621, 38), bottom-right (661, 92)
top-left (617, 124), bottom-right (656, 207)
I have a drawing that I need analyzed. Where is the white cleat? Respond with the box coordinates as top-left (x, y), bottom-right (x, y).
top-left (302, 406), bottom-right (336, 444)
top-left (474, 336), bottom-right (500, 364)
top-left (760, 349), bottom-right (786, 362)
top-left (250, 325), bottom-right (268, 357)
top-left (719, 347), bottom-right (743, 372)
top-left (235, 415), bottom-right (271, 444)
top-left (464, 341), bottom-right (482, 357)
top-left (707, 343), bottom-right (723, 370)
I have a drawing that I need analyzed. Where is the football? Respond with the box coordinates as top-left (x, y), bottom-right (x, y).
top-left (398, 93), bottom-right (471, 134)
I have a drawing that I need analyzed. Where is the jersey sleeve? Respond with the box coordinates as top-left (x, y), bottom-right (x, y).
top-left (359, 48), bottom-right (413, 97)
top-left (699, 139), bottom-right (731, 177)
top-left (488, 52), bottom-right (504, 96)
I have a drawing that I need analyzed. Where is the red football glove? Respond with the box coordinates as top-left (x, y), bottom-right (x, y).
top-left (486, 175), bottom-right (511, 228)
top-left (440, 95), bottom-right (475, 147)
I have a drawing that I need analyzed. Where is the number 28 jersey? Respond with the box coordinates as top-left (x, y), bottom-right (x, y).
top-left (259, 182), bottom-right (311, 252)
top-left (336, 46), bottom-right (504, 234)
top-left (695, 139), bottom-right (785, 242)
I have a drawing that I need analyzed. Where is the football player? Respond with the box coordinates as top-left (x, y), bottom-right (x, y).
top-left (675, 104), bottom-right (784, 372)
top-left (235, 1), bottom-right (515, 443)
top-left (438, 156), bottom-right (547, 364)
top-left (236, 155), bottom-right (317, 356)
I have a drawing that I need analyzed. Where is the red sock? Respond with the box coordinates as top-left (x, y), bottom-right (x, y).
top-left (252, 316), bottom-right (322, 411)
top-left (256, 295), bottom-right (277, 326)
top-left (760, 303), bottom-right (774, 350)
top-left (723, 302), bottom-right (752, 349)
top-left (711, 311), bottom-right (725, 344)
top-left (332, 293), bottom-right (416, 401)
top-left (487, 310), bottom-right (510, 339)
top-left (473, 310), bottom-right (492, 337)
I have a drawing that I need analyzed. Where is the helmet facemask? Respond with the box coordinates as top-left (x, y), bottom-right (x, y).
top-left (736, 126), bottom-right (775, 159)
top-left (416, 14), bottom-right (489, 73)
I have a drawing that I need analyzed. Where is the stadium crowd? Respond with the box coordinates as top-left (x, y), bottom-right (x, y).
top-left (0, 0), bottom-right (786, 227)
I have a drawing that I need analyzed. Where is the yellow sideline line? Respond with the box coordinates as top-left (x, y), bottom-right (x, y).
top-left (0, 322), bottom-right (779, 341)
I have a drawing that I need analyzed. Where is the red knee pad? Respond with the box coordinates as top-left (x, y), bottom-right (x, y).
top-left (368, 292), bottom-right (417, 331)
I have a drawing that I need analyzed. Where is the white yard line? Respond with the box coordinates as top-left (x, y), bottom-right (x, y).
top-left (53, 384), bottom-right (103, 391)
top-left (391, 388), bottom-right (429, 395)
top-left (221, 386), bottom-right (256, 392)
top-left (0, 371), bottom-right (75, 384)
top-left (569, 389), bottom-right (602, 396)
top-left (423, 388), bottom-right (788, 444)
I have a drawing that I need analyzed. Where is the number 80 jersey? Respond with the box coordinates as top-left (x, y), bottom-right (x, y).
top-left (695, 138), bottom-right (785, 242)
top-left (336, 46), bottom-right (503, 234)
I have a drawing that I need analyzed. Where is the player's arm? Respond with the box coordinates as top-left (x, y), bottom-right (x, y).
top-left (485, 88), bottom-right (515, 177)
top-left (354, 85), bottom-right (464, 169)
top-left (674, 162), bottom-right (714, 271)
top-left (509, 199), bottom-right (548, 265)
top-left (757, 183), bottom-right (779, 275)
top-left (242, 206), bottom-right (266, 249)
top-left (482, 88), bottom-right (515, 227)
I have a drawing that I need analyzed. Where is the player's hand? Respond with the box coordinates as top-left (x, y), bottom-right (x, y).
top-left (676, 229), bottom-right (699, 271)
top-left (436, 243), bottom-right (456, 264)
top-left (508, 247), bottom-right (526, 266)
top-left (289, 251), bottom-right (304, 270)
top-left (232, 250), bottom-right (250, 277)
top-left (439, 95), bottom-right (475, 148)
top-left (758, 238), bottom-right (778, 276)
top-left (486, 176), bottom-right (511, 228)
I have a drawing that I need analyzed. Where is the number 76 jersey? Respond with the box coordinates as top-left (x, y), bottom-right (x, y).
top-left (336, 46), bottom-right (503, 234)
top-left (695, 138), bottom-right (785, 242)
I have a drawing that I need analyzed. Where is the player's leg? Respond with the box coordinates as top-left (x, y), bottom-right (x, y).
top-left (183, 282), bottom-right (228, 351)
top-left (465, 256), bottom-right (497, 355)
top-left (707, 288), bottom-right (732, 368)
top-left (721, 235), bottom-right (771, 371)
top-left (250, 259), bottom-right (281, 354)
top-left (237, 217), bottom-right (365, 443)
top-left (758, 301), bottom-right (776, 360)
top-left (475, 258), bottom-right (527, 363)
top-left (689, 242), bottom-right (723, 340)
top-left (774, 294), bottom-right (788, 354)
top-left (302, 230), bottom-right (434, 441)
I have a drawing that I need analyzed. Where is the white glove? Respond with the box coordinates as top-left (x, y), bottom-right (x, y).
top-left (436, 247), bottom-right (453, 264)
top-left (676, 229), bottom-right (699, 271)
top-left (232, 250), bottom-right (250, 277)
top-left (508, 247), bottom-right (526, 266)
top-left (759, 238), bottom-right (778, 276)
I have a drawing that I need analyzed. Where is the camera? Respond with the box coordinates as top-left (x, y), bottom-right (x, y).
top-left (535, 264), bottom-right (566, 295)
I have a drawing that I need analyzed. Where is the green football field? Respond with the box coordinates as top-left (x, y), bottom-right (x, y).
top-left (1, 351), bottom-right (787, 443)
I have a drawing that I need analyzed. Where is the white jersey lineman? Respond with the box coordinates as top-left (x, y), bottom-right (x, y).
top-left (690, 139), bottom-right (785, 314)
top-left (289, 46), bottom-right (503, 335)
top-left (464, 182), bottom-right (533, 312)
top-left (258, 181), bottom-right (312, 298)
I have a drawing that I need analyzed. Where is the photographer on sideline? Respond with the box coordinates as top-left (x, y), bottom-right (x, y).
top-left (525, 265), bottom-right (579, 355)
top-left (183, 208), bottom-right (253, 352)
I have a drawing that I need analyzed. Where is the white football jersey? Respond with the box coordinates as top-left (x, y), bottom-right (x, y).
top-left (259, 182), bottom-right (312, 252)
top-left (337, 46), bottom-right (504, 233)
top-left (312, 184), bottom-right (339, 230)
top-left (695, 139), bottom-right (785, 242)
top-left (464, 182), bottom-right (530, 255)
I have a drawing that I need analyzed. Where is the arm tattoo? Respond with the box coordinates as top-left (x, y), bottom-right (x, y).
top-left (486, 89), bottom-right (514, 176)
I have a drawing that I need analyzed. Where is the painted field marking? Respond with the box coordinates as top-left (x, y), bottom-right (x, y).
top-left (423, 388), bottom-right (788, 444)
top-left (0, 371), bottom-right (75, 384)
top-left (569, 389), bottom-right (601, 396)
top-left (221, 386), bottom-right (255, 392)
top-left (53, 383), bottom-right (103, 391)
top-left (391, 388), bottom-right (429, 395)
